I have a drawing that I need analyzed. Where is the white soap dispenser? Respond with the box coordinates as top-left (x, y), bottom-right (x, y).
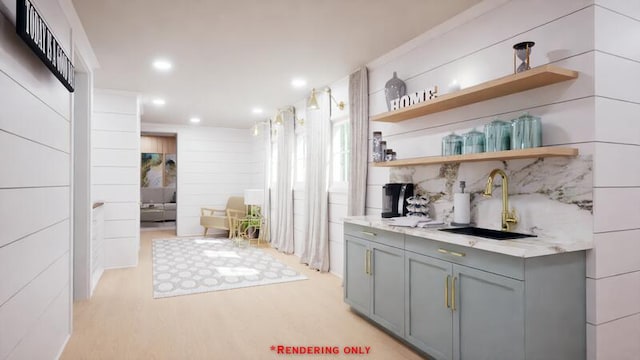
top-left (453, 181), bottom-right (471, 226)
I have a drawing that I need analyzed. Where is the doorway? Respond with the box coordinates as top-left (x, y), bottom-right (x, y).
top-left (140, 133), bottom-right (178, 233)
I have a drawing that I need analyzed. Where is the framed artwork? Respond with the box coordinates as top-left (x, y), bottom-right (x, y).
top-left (141, 153), bottom-right (163, 188)
top-left (164, 154), bottom-right (177, 187)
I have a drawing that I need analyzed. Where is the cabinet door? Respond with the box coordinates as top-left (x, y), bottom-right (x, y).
top-left (405, 252), bottom-right (453, 360)
top-left (453, 265), bottom-right (524, 360)
top-left (370, 242), bottom-right (405, 336)
top-left (344, 236), bottom-right (371, 315)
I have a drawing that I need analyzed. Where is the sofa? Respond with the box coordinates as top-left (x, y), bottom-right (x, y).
top-left (141, 187), bottom-right (177, 221)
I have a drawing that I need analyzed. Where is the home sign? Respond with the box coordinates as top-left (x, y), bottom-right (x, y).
top-left (16, 0), bottom-right (75, 92)
top-left (390, 86), bottom-right (438, 111)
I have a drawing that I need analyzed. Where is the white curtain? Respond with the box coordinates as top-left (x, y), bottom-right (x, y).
top-left (301, 92), bottom-right (331, 272)
top-left (348, 67), bottom-right (369, 216)
top-left (271, 110), bottom-right (295, 253)
top-left (262, 120), bottom-right (272, 243)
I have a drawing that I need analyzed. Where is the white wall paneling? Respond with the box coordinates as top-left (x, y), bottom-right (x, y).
top-left (5, 285), bottom-right (70, 360)
top-left (92, 167), bottom-right (139, 185)
top-left (91, 131), bottom-right (139, 150)
top-left (0, 0), bottom-right (97, 356)
top-left (140, 123), bottom-right (262, 237)
top-left (587, 271), bottom-right (640, 325)
top-left (0, 5), bottom-right (70, 119)
top-left (91, 149), bottom-right (139, 167)
top-left (587, 314), bottom-right (640, 360)
top-left (593, 143), bottom-right (640, 187)
top-left (0, 187), bottom-right (70, 247)
top-left (0, 220), bottom-right (69, 306)
top-left (594, 97), bottom-right (640, 145)
top-left (0, 131), bottom-right (70, 188)
top-left (92, 91), bottom-right (140, 269)
top-left (587, 8), bottom-right (640, 357)
top-left (0, 73), bottom-right (70, 152)
top-left (593, 184), bottom-right (640, 235)
top-left (364, 1), bottom-right (605, 358)
top-left (0, 253), bottom-right (69, 360)
top-left (101, 202), bottom-right (140, 221)
top-left (92, 185), bottom-right (139, 203)
top-left (92, 113), bottom-right (138, 132)
top-left (587, 230), bottom-right (640, 279)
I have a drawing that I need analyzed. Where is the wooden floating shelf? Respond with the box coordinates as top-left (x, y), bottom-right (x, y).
top-left (371, 65), bottom-right (578, 123)
top-left (373, 147), bottom-right (579, 167)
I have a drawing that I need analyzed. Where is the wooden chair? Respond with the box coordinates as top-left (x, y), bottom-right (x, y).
top-left (200, 196), bottom-right (245, 237)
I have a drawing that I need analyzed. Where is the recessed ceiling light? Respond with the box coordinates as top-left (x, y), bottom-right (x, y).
top-left (252, 108), bottom-right (263, 114)
top-left (190, 117), bottom-right (201, 123)
top-left (152, 98), bottom-right (166, 106)
top-left (152, 59), bottom-right (172, 71)
top-left (291, 78), bottom-right (307, 88)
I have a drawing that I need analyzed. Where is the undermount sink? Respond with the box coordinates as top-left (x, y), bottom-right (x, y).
top-left (439, 227), bottom-right (537, 240)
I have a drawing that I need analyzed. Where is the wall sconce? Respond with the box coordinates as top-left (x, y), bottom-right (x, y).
top-left (307, 88), bottom-right (345, 111)
top-left (307, 88), bottom-right (320, 110)
top-left (251, 119), bottom-right (269, 136)
top-left (274, 106), bottom-right (295, 125)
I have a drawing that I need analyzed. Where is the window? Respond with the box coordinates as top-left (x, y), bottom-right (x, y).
top-left (331, 116), bottom-right (349, 188)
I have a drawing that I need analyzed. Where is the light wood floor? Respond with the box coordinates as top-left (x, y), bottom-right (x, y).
top-left (61, 230), bottom-right (425, 360)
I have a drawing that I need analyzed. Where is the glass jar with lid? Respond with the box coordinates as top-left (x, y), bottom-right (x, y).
top-left (462, 129), bottom-right (485, 154)
top-left (441, 133), bottom-right (463, 156)
top-left (511, 113), bottom-right (542, 149)
top-left (484, 119), bottom-right (511, 152)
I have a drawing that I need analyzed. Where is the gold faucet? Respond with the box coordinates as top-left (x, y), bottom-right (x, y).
top-left (483, 169), bottom-right (517, 231)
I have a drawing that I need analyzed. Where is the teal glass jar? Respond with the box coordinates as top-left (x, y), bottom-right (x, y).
top-left (462, 129), bottom-right (485, 154)
top-left (484, 119), bottom-right (511, 152)
top-left (441, 133), bottom-right (463, 156)
top-left (511, 113), bottom-right (542, 149)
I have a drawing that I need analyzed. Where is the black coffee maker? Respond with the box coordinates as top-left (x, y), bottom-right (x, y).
top-left (381, 183), bottom-right (414, 218)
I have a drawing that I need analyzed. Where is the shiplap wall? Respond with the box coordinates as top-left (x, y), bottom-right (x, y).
top-left (0, 1), bottom-right (73, 358)
top-left (141, 123), bottom-right (261, 236)
top-left (92, 90), bottom-right (140, 268)
top-left (363, 0), bottom-right (639, 358)
top-left (586, 2), bottom-right (640, 359)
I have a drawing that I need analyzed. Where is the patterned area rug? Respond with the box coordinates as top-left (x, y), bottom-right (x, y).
top-left (152, 238), bottom-right (307, 298)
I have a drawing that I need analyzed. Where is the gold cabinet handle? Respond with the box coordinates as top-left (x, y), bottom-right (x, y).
top-left (438, 248), bottom-right (466, 257)
top-left (364, 249), bottom-right (369, 275)
top-left (361, 231), bottom-right (377, 237)
top-left (368, 250), bottom-right (373, 276)
top-left (452, 276), bottom-right (458, 311)
top-left (445, 275), bottom-right (450, 308)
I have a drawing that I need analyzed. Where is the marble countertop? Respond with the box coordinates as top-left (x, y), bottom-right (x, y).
top-left (344, 216), bottom-right (593, 258)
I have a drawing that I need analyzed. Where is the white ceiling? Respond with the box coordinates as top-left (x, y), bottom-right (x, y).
top-left (72, 0), bottom-right (481, 128)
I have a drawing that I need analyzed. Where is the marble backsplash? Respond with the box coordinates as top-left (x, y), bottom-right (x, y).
top-left (390, 156), bottom-right (593, 242)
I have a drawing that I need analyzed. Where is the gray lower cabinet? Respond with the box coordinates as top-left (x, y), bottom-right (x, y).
top-left (344, 223), bottom-right (586, 360)
top-left (344, 236), bottom-right (370, 315)
top-left (405, 252), bottom-right (453, 360)
top-left (453, 264), bottom-right (524, 360)
top-left (371, 242), bottom-right (405, 336)
top-left (344, 233), bottom-right (405, 337)
top-left (405, 252), bottom-right (524, 360)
